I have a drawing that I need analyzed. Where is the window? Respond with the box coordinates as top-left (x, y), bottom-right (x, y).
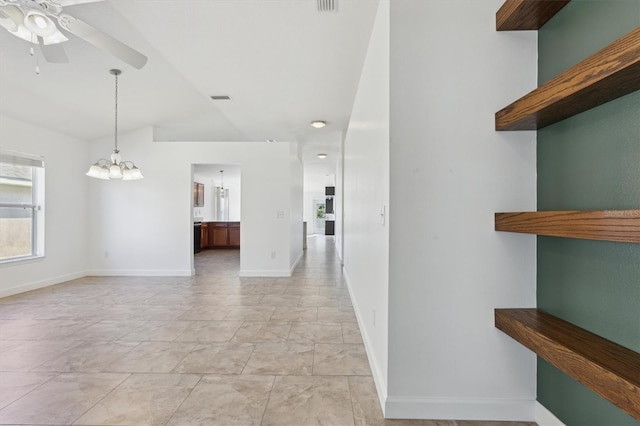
top-left (0, 151), bottom-right (45, 263)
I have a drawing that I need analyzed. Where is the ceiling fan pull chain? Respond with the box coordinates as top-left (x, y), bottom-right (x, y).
top-left (29, 33), bottom-right (40, 74)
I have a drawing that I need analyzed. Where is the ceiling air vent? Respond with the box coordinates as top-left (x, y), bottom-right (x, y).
top-left (210, 95), bottom-right (231, 100)
top-left (317, 0), bottom-right (338, 13)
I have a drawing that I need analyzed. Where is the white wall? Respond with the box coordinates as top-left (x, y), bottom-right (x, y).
top-left (289, 143), bottom-right (303, 271)
top-left (86, 129), bottom-right (302, 277)
top-left (334, 133), bottom-right (345, 261)
top-left (0, 115), bottom-right (88, 297)
top-left (386, 0), bottom-right (537, 420)
top-left (343, 0), bottom-right (390, 409)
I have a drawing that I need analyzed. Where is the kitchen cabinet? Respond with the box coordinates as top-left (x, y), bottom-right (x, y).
top-left (200, 223), bottom-right (208, 249)
top-left (229, 222), bottom-right (240, 247)
top-left (209, 222), bottom-right (229, 247)
top-left (204, 222), bottom-right (240, 249)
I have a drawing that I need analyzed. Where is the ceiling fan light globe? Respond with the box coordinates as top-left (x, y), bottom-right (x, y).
top-left (0, 6), bottom-right (23, 32)
top-left (24, 10), bottom-right (57, 37)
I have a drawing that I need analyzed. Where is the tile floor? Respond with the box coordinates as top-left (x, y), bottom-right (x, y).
top-left (0, 236), bottom-right (535, 426)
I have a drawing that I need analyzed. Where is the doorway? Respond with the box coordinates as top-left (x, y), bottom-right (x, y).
top-left (192, 164), bottom-right (241, 273)
top-left (313, 199), bottom-right (326, 235)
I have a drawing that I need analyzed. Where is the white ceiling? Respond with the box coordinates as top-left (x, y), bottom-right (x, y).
top-left (0, 0), bottom-right (378, 188)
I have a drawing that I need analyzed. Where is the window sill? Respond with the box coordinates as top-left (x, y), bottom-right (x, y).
top-left (0, 255), bottom-right (45, 267)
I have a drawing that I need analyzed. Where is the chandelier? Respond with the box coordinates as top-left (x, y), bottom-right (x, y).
top-left (86, 69), bottom-right (143, 181)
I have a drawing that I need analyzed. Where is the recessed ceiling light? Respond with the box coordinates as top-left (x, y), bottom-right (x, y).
top-left (310, 121), bottom-right (326, 128)
top-left (317, 153), bottom-right (327, 159)
top-left (210, 95), bottom-right (232, 100)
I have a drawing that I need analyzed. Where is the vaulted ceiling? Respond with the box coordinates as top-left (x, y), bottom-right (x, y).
top-left (0, 0), bottom-right (379, 183)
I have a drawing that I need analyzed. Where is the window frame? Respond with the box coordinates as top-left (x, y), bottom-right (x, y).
top-left (0, 150), bottom-right (45, 265)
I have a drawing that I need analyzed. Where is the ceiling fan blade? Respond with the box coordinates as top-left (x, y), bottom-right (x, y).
top-left (38, 36), bottom-right (69, 63)
top-left (57, 14), bottom-right (147, 69)
top-left (52, 0), bottom-right (105, 6)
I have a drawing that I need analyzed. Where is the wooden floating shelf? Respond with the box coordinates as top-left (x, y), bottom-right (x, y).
top-left (495, 309), bottom-right (640, 420)
top-left (495, 210), bottom-right (640, 243)
top-left (495, 26), bottom-right (640, 130)
top-left (496, 0), bottom-right (571, 31)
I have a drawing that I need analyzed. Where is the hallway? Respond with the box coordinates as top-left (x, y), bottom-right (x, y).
top-left (0, 237), bottom-right (531, 425)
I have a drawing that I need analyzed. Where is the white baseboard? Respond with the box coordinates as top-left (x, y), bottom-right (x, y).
top-left (87, 269), bottom-right (192, 277)
top-left (535, 402), bottom-right (565, 425)
top-left (384, 397), bottom-right (535, 421)
top-left (290, 251), bottom-right (304, 276)
top-left (0, 271), bottom-right (87, 298)
top-left (343, 267), bottom-right (388, 416)
top-left (239, 269), bottom-right (292, 277)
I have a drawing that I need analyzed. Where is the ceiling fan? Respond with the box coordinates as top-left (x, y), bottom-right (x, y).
top-left (0, 0), bottom-right (147, 69)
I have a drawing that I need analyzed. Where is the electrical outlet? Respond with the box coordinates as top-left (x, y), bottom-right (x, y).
top-left (271, 251), bottom-right (276, 259)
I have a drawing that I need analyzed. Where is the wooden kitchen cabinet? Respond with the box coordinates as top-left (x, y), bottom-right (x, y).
top-left (200, 223), bottom-right (208, 249)
top-left (229, 222), bottom-right (240, 247)
top-left (204, 222), bottom-right (241, 249)
top-left (209, 222), bottom-right (229, 247)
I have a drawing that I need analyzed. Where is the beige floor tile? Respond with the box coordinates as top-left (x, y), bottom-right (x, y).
top-left (298, 295), bottom-right (339, 307)
top-left (283, 286), bottom-right (319, 296)
top-left (0, 372), bottom-right (57, 409)
top-left (288, 321), bottom-right (343, 344)
top-left (318, 306), bottom-right (357, 322)
top-left (259, 294), bottom-right (301, 306)
top-left (260, 287), bottom-right (290, 296)
top-left (33, 340), bottom-right (139, 373)
top-left (174, 320), bottom-right (244, 342)
top-left (118, 320), bottom-right (194, 341)
top-left (0, 372), bottom-right (128, 425)
top-left (0, 340), bottom-right (82, 371)
top-left (69, 320), bottom-right (147, 341)
top-left (167, 374), bottom-right (274, 426)
top-left (343, 322), bottom-right (365, 344)
top-left (262, 375), bottom-right (354, 426)
top-left (74, 373), bottom-right (200, 425)
top-left (350, 376), bottom-right (384, 425)
top-left (242, 343), bottom-right (314, 375)
top-left (108, 341), bottom-right (196, 373)
top-left (133, 305), bottom-right (191, 321)
top-left (231, 321), bottom-right (292, 343)
top-left (208, 294), bottom-right (264, 306)
top-left (313, 343), bottom-right (371, 375)
top-left (339, 296), bottom-right (354, 307)
top-left (173, 343), bottom-right (255, 374)
top-left (178, 305), bottom-right (234, 321)
top-left (0, 340), bottom-right (25, 354)
top-left (224, 306), bottom-right (276, 321)
top-left (0, 319), bottom-right (95, 340)
top-left (271, 306), bottom-right (318, 322)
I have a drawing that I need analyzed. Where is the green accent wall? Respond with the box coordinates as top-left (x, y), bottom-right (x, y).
top-left (537, 1), bottom-right (640, 425)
